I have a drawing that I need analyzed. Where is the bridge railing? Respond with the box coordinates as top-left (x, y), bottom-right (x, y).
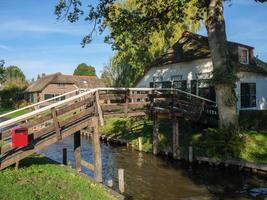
top-left (0, 87), bottom-right (218, 170)
top-left (0, 89), bottom-right (86, 119)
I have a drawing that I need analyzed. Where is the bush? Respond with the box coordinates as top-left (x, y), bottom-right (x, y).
top-left (239, 110), bottom-right (267, 130)
top-left (192, 128), bottom-right (244, 160)
top-left (192, 128), bottom-right (267, 164)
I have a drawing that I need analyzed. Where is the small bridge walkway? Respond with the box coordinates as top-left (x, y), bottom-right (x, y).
top-left (0, 88), bottom-right (218, 181)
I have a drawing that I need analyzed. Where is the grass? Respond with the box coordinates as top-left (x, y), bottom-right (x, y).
top-left (99, 116), bottom-right (190, 154)
top-left (0, 155), bottom-right (116, 200)
top-left (0, 107), bottom-right (32, 118)
top-left (100, 117), bottom-right (267, 164)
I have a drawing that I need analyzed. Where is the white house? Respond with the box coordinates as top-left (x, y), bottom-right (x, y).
top-left (135, 31), bottom-right (267, 112)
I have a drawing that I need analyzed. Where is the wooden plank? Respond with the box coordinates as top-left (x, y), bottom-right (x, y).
top-left (59, 106), bottom-right (94, 127)
top-left (81, 159), bottom-right (94, 171)
top-left (74, 131), bottom-right (81, 172)
top-left (51, 107), bottom-right (61, 140)
top-left (95, 90), bottom-right (104, 126)
top-left (56, 97), bottom-right (94, 116)
top-left (129, 94), bottom-right (149, 99)
top-left (92, 117), bottom-right (102, 182)
top-left (0, 116), bottom-right (93, 170)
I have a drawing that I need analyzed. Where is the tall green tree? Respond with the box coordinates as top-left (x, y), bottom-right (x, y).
top-left (0, 60), bottom-right (6, 84)
top-left (55, 0), bottom-right (266, 128)
top-left (73, 63), bottom-right (96, 76)
top-left (0, 65), bottom-right (27, 108)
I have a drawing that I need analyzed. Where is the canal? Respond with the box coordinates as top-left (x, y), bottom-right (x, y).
top-left (40, 135), bottom-right (267, 200)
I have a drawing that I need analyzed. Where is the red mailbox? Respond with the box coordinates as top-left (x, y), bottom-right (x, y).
top-left (12, 126), bottom-right (29, 148)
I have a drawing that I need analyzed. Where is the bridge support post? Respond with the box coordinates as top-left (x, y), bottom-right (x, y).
top-left (152, 112), bottom-right (158, 155)
top-left (74, 131), bottom-right (81, 172)
top-left (172, 117), bottom-right (180, 160)
top-left (92, 117), bottom-right (103, 183)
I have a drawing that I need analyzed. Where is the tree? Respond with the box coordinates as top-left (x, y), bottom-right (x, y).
top-left (0, 65), bottom-right (27, 108)
top-left (73, 63), bottom-right (96, 76)
top-left (55, 0), bottom-right (266, 128)
top-left (4, 65), bottom-right (27, 88)
top-left (0, 60), bottom-right (6, 84)
top-left (105, 0), bottom-right (201, 86)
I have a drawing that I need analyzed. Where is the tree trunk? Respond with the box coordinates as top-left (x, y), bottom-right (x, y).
top-left (205, 0), bottom-right (238, 128)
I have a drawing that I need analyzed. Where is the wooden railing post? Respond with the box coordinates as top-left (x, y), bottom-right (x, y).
top-left (124, 89), bottom-right (130, 117)
top-left (74, 131), bottom-right (81, 172)
top-left (51, 107), bottom-right (61, 140)
top-left (92, 117), bottom-right (102, 182)
top-left (152, 111), bottom-right (158, 155)
top-left (95, 90), bottom-right (104, 126)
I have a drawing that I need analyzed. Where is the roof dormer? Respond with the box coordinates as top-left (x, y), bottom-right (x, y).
top-left (238, 46), bottom-right (249, 65)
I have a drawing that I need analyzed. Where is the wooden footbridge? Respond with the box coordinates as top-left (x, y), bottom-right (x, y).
top-left (0, 88), bottom-right (217, 182)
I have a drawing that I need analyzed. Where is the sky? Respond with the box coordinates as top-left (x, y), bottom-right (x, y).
top-left (0, 0), bottom-right (267, 80)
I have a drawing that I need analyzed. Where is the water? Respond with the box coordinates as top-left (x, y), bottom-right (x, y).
top-left (40, 136), bottom-right (267, 200)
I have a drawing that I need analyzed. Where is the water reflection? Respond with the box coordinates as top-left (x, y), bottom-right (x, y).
top-left (40, 136), bottom-right (267, 200)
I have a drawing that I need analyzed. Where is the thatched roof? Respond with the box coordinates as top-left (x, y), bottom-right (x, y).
top-left (147, 31), bottom-right (267, 74)
top-left (26, 73), bottom-right (105, 93)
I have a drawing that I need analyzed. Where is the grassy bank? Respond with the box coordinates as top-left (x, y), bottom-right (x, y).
top-left (0, 107), bottom-right (31, 118)
top-left (100, 117), bottom-right (267, 164)
top-left (0, 155), bottom-right (116, 200)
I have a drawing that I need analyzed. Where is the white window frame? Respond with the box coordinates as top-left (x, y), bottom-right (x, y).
top-left (238, 46), bottom-right (249, 65)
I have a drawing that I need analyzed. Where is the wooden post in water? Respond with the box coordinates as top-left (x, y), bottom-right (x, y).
top-left (152, 111), bottom-right (159, 155)
top-left (15, 161), bottom-right (19, 170)
top-left (92, 117), bottom-right (103, 182)
top-left (63, 148), bottom-right (67, 165)
top-left (138, 137), bottom-right (142, 152)
top-left (74, 131), bottom-right (81, 172)
top-left (172, 117), bottom-right (180, 160)
top-left (189, 145), bottom-right (193, 163)
top-left (118, 169), bottom-right (125, 193)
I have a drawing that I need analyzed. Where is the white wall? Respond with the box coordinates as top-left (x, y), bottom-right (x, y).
top-left (136, 58), bottom-right (267, 111)
top-left (236, 72), bottom-right (267, 111)
top-left (136, 58), bottom-right (213, 88)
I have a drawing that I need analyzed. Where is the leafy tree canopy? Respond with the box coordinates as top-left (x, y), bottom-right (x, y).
top-left (4, 65), bottom-right (27, 88)
top-left (73, 63), bottom-right (96, 76)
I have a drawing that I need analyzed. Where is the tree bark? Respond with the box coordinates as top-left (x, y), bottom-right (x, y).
top-left (205, 0), bottom-right (238, 128)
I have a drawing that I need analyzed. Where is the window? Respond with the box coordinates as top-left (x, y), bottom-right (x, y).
top-left (238, 47), bottom-right (249, 64)
top-left (173, 80), bottom-right (187, 91)
top-left (241, 83), bottom-right (256, 108)
top-left (44, 94), bottom-right (55, 100)
top-left (58, 83), bottom-right (65, 89)
top-left (191, 79), bottom-right (216, 101)
top-left (150, 81), bottom-right (171, 88)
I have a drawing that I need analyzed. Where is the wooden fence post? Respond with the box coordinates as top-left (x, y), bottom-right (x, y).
top-left (74, 131), bottom-right (81, 172)
top-left (63, 148), bottom-right (67, 165)
top-left (152, 112), bottom-right (158, 155)
top-left (118, 169), bottom-right (125, 193)
top-left (92, 117), bottom-right (103, 182)
top-left (172, 117), bottom-right (180, 160)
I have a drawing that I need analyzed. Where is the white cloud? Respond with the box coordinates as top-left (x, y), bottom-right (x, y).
top-left (0, 20), bottom-right (87, 35)
top-left (0, 45), bottom-right (11, 50)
